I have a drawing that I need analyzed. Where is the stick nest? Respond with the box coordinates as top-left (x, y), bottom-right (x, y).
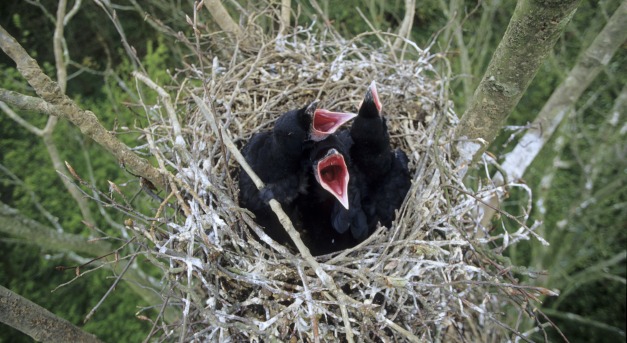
top-left (129, 18), bottom-right (546, 342)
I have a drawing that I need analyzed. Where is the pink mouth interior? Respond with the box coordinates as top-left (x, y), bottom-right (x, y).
top-left (313, 110), bottom-right (340, 133)
top-left (318, 155), bottom-right (347, 196)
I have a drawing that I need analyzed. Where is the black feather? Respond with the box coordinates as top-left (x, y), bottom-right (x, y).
top-left (349, 82), bottom-right (411, 230)
top-left (238, 103), bottom-right (315, 244)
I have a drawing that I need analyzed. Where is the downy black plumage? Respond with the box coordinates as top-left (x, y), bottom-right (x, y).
top-left (239, 101), bottom-right (356, 245)
top-left (297, 131), bottom-right (369, 255)
top-left (350, 81), bottom-right (411, 230)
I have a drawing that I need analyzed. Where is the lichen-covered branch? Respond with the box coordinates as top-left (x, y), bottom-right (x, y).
top-left (453, 0), bottom-right (580, 169)
top-left (0, 285), bottom-right (104, 343)
top-left (478, 1), bottom-right (627, 227)
top-left (0, 25), bottom-right (166, 190)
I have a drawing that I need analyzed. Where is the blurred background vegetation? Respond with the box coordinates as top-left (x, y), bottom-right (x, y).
top-left (1, 0), bottom-right (624, 342)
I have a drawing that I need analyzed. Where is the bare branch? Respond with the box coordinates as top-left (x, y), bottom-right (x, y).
top-left (4, 0), bottom-right (95, 224)
top-left (0, 25), bottom-right (166, 190)
top-left (84, 255), bottom-right (137, 323)
top-left (64, 0), bottom-right (82, 25)
top-left (0, 88), bottom-right (58, 114)
top-left (133, 71), bottom-right (190, 163)
top-left (0, 285), bottom-right (104, 343)
top-left (39, 0), bottom-right (95, 223)
top-left (0, 164), bottom-right (63, 231)
top-left (0, 101), bottom-right (43, 135)
top-left (0, 200), bottom-right (177, 322)
top-left (0, 201), bottom-right (111, 255)
top-left (53, 0), bottom-right (68, 93)
top-left (280, 0), bottom-right (291, 35)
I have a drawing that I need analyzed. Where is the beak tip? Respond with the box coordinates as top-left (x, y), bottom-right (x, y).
top-left (341, 198), bottom-right (350, 210)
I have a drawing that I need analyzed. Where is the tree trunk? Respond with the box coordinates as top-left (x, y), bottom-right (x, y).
top-left (453, 0), bottom-right (580, 170)
top-left (479, 1), bottom-right (627, 227)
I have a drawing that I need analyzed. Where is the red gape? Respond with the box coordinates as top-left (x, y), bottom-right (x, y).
top-left (315, 149), bottom-right (350, 210)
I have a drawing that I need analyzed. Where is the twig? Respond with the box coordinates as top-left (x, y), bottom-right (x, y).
top-left (84, 255), bottom-right (137, 323)
top-left (133, 71), bottom-right (190, 163)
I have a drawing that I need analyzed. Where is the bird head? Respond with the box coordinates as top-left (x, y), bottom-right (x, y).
top-left (314, 148), bottom-right (350, 210)
top-left (358, 81), bottom-right (382, 118)
top-left (310, 107), bottom-right (356, 141)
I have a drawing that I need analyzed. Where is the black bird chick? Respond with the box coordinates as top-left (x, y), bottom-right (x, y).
top-left (238, 101), bottom-right (356, 244)
top-left (350, 81), bottom-right (411, 229)
top-left (298, 132), bottom-right (368, 255)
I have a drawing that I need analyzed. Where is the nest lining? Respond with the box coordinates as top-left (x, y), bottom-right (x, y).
top-left (130, 23), bottom-right (539, 342)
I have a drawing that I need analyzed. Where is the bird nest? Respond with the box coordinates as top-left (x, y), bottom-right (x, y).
top-left (125, 16), bottom-right (546, 342)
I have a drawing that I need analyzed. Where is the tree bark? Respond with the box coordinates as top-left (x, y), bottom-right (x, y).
top-left (0, 285), bottom-right (104, 343)
top-left (478, 1), bottom-right (627, 227)
top-left (453, 0), bottom-right (580, 170)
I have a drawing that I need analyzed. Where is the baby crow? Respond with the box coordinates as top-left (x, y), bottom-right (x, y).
top-left (239, 101), bottom-right (356, 245)
top-left (298, 132), bottom-right (368, 255)
top-left (350, 81), bottom-right (411, 229)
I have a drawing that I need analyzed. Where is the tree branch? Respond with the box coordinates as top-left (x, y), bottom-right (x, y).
top-left (0, 26), bottom-right (166, 190)
top-left (203, 0), bottom-right (242, 36)
top-left (280, 0), bottom-right (291, 35)
top-left (133, 71), bottom-right (190, 163)
top-left (392, 0), bottom-right (415, 51)
top-left (0, 285), bottom-right (104, 343)
top-left (453, 0), bottom-right (580, 169)
top-left (53, 0), bottom-right (68, 93)
top-left (0, 201), bottom-right (177, 323)
top-left (0, 101), bottom-right (43, 135)
top-left (0, 201), bottom-right (111, 255)
top-left (0, 88), bottom-right (56, 113)
top-left (479, 1), bottom-right (627, 226)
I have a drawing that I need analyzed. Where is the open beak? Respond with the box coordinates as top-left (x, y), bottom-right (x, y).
top-left (359, 80), bottom-right (382, 114)
top-left (314, 149), bottom-right (350, 210)
top-left (311, 109), bottom-right (356, 141)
